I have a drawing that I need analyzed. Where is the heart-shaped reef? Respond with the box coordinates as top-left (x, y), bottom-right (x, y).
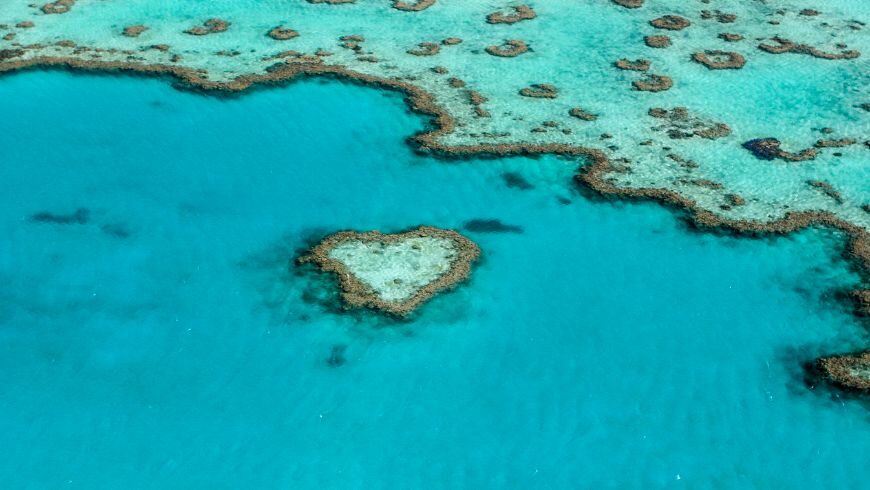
top-left (298, 226), bottom-right (480, 316)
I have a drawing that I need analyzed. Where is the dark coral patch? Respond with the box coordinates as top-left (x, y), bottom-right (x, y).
top-left (268, 27), bottom-right (299, 41)
top-left (742, 138), bottom-right (817, 161)
top-left (485, 39), bottom-right (529, 58)
top-left (486, 5), bottom-right (536, 24)
top-left (392, 0), bottom-right (436, 11)
top-left (184, 19), bottom-right (230, 36)
top-left (644, 35), bottom-right (671, 48)
top-left (615, 58), bottom-right (650, 71)
top-left (632, 74), bottom-right (673, 92)
top-left (758, 37), bottom-right (860, 60)
top-left (519, 83), bottom-right (558, 99)
top-left (691, 50), bottom-right (746, 69)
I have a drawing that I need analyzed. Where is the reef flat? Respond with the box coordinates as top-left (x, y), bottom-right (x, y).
top-left (298, 226), bottom-right (479, 315)
top-left (0, 0), bottom-right (867, 384)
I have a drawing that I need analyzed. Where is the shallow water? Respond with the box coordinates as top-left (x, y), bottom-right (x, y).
top-left (0, 71), bottom-right (868, 488)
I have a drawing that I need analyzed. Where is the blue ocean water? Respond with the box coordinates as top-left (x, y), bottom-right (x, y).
top-left (0, 71), bottom-right (868, 489)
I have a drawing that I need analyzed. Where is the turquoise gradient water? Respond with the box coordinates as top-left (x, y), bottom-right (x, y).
top-left (0, 71), bottom-right (868, 489)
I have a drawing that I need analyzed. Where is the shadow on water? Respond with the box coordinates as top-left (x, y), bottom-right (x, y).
top-left (29, 208), bottom-right (90, 225)
top-left (462, 219), bottom-right (523, 234)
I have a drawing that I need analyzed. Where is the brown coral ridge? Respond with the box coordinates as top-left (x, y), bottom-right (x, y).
top-left (392, 0), bottom-right (436, 12)
top-left (817, 352), bottom-right (870, 392)
top-left (691, 50), bottom-right (746, 69)
top-left (650, 15), bottom-right (691, 31)
top-left (632, 74), bottom-right (673, 92)
top-left (122, 25), bottom-right (148, 38)
top-left (807, 180), bottom-right (844, 204)
top-left (268, 27), bottom-right (299, 41)
top-left (758, 37), bottom-right (860, 60)
top-left (519, 84), bottom-right (558, 99)
top-left (742, 138), bottom-right (817, 161)
top-left (485, 39), bottom-right (529, 58)
top-left (648, 107), bottom-right (731, 139)
top-left (612, 0), bottom-right (643, 8)
top-left (815, 138), bottom-right (856, 148)
top-left (1, 56), bottom-right (868, 393)
top-left (184, 19), bottom-right (230, 36)
top-left (486, 5), bottom-right (536, 25)
top-left (297, 226), bottom-right (479, 316)
top-left (41, 0), bottom-right (75, 14)
top-left (644, 35), bottom-right (671, 48)
top-left (615, 58), bottom-right (650, 71)
top-left (407, 42), bottom-right (440, 56)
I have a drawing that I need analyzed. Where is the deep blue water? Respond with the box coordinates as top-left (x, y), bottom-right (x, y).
top-left (1, 71), bottom-right (869, 489)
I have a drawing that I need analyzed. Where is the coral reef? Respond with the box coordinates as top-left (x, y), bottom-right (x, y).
top-left (268, 27), bottom-right (299, 41)
top-left (485, 39), bottom-right (529, 58)
top-left (742, 138), bottom-right (818, 161)
top-left (644, 35), bottom-right (671, 48)
top-left (519, 83), bottom-right (558, 99)
top-left (817, 352), bottom-right (870, 392)
top-left (122, 25), bottom-right (148, 38)
top-left (632, 74), bottom-right (673, 92)
top-left (615, 58), bottom-right (650, 71)
top-left (407, 42), bottom-right (440, 56)
top-left (298, 226), bottom-right (479, 316)
top-left (486, 5), bottom-right (536, 25)
top-left (691, 50), bottom-right (746, 69)
top-left (184, 19), bottom-right (230, 36)
top-left (392, 0), bottom-right (436, 12)
top-left (758, 37), bottom-right (860, 60)
top-left (569, 107), bottom-right (597, 121)
top-left (650, 15), bottom-right (691, 31)
top-left (612, 0), bottom-right (643, 8)
top-left (648, 107), bottom-right (730, 139)
top-left (41, 0), bottom-right (75, 15)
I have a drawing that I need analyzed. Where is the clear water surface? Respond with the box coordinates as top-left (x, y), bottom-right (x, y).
top-left (0, 71), bottom-right (868, 489)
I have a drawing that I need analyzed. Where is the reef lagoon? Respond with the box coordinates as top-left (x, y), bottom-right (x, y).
top-left (1, 0), bottom-right (869, 488)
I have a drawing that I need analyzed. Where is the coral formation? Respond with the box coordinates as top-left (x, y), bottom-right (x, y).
top-left (742, 138), bottom-right (817, 161)
top-left (644, 35), bottom-right (671, 48)
top-left (268, 27), bottom-right (299, 41)
top-left (612, 0), bottom-right (643, 8)
top-left (615, 58), bottom-right (650, 71)
top-left (184, 19), bottom-right (230, 36)
top-left (298, 226), bottom-right (479, 316)
top-left (758, 37), bottom-right (860, 60)
top-left (486, 5), bottom-right (536, 25)
top-left (122, 25), bottom-right (148, 38)
top-left (485, 40), bottom-right (529, 58)
top-left (519, 84), bottom-right (558, 99)
top-left (650, 15), bottom-right (691, 31)
top-left (392, 0), bottom-right (436, 12)
top-left (691, 50), bottom-right (746, 69)
top-left (632, 74), bottom-right (673, 92)
top-left (41, 0), bottom-right (75, 15)
top-left (648, 107), bottom-right (730, 139)
top-left (817, 352), bottom-right (870, 392)
top-left (569, 107), bottom-right (597, 121)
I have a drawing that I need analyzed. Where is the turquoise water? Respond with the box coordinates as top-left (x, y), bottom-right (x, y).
top-left (1, 71), bottom-right (869, 488)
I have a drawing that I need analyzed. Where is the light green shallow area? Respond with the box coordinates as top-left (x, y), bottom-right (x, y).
top-left (329, 237), bottom-right (458, 302)
top-left (0, 0), bottom-right (867, 231)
